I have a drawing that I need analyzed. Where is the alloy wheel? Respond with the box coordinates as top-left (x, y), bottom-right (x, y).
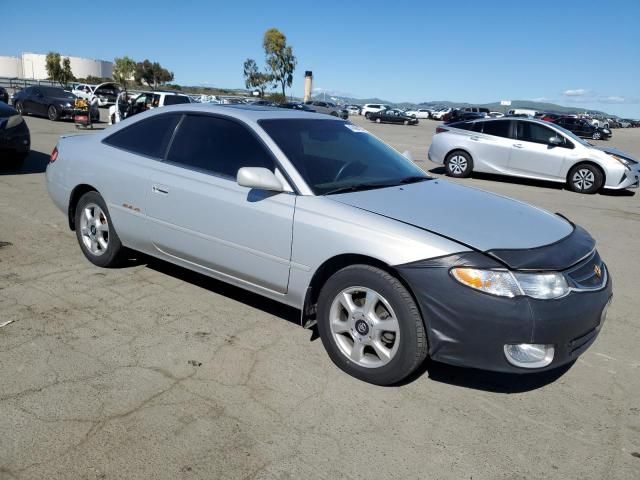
top-left (48, 105), bottom-right (57, 121)
top-left (329, 286), bottom-right (400, 368)
top-left (79, 203), bottom-right (109, 256)
top-left (572, 168), bottom-right (595, 191)
top-left (448, 155), bottom-right (467, 175)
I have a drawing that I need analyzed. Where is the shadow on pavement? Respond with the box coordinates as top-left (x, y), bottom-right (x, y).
top-left (0, 151), bottom-right (50, 175)
top-left (139, 254), bottom-right (301, 326)
top-left (396, 358), bottom-right (573, 392)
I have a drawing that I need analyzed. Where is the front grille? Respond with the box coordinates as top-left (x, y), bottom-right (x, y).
top-left (565, 250), bottom-right (607, 290)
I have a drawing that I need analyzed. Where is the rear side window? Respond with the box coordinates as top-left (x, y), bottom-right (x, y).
top-left (482, 120), bottom-right (511, 138)
top-left (166, 115), bottom-right (274, 178)
top-left (103, 114), bottom-right (180, 158)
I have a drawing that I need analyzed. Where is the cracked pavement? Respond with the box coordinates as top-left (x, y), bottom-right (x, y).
top-left (0, 113), bottom-right (639, 479)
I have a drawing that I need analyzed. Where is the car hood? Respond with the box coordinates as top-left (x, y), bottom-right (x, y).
top-left (330, 179), bottom-right (576, 257)
top-left (593, 145), bottom-right (638, 163)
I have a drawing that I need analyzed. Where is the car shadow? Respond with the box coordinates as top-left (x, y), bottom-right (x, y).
top-left (428, 167), bottom-right (636, 196)
top-left (130, 252), bottom-right (301, 327)
top-left (0, 151), bottom-right (50, 175)
top-left (395, 358), bottom-right (574, 392)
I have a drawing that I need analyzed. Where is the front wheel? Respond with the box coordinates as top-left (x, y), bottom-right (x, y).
top-left (317, 265), bottom-right (428, 385)
top-left (375, 117), bottom-right (381, 123)
top-left (15, 102), bottom-right (24, 115)
top-left (444, 150), bottom-right (473, 178)
top-left (75, 191), bottom-right (126, 267)
top-left (48, 105), bottom-right (60, 121)
top-left (568, 163), bottom-right (603, 194)
top-left (592, 131), bottom-right (602, 140)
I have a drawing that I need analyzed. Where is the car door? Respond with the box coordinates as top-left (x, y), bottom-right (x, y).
top-left (146, 113), bottom-right (296, 294)
top-left (22, 87), bottom-right (38, 115)
top-left (467, 120), bottom-right (513, 173)
top-left (99, 112), bottom-right (182, 251)
top-left (508, 121), bottom-right (567, 179)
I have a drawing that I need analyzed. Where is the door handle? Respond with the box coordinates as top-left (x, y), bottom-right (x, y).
top-left (470, 136), bottom-right (480, 141)
top-left (513, 143), bottom-right (524, 148)
top-left (152, 185), bottom-right (169, 195)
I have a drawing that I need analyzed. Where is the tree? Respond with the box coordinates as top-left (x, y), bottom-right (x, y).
top-left (112, 56), bottom-right (136, 92)
top-left (45, 52), bottom-right (74, 86)
top-left (134, 59), bottom-right (174, 89)
top-left (263, 28), bottom-right (297, 98)
top-left (243, 58), bottom-right (271, 98)
top-left (60, 57), bottom-right (75, 86)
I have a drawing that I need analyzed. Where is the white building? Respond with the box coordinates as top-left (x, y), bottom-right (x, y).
top-left (0, 53), bottom-right (112, 80)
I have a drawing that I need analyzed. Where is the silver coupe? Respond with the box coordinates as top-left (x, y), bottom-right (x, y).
top-left (46, 104), bottom-right (612, 385)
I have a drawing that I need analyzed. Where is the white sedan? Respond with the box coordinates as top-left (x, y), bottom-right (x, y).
top-left (405, 108), bottom-right (432, 119)
top-left (428, 117), bottom-right (639, 194)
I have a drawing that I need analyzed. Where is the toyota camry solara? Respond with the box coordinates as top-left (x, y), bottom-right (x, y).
top-left (46, 104), bottom-right (612, 385)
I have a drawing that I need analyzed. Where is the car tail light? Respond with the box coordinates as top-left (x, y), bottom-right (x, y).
top-left (50, 146), bottom-right (58, 163)
top-left (435, 127), bottom-right (449, 134)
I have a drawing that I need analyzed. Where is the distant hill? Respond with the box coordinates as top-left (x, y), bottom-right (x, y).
top-left (309, 94), bottom-right (610, 116)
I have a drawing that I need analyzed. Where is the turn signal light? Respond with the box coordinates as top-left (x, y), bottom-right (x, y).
top-left (50, 146), bottom-right (58, 163)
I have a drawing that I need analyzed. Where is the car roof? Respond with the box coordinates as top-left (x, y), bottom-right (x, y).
top-left (130, 102), bottom-right (338, 122)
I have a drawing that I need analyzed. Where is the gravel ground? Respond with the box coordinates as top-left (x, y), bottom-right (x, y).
top-left (0, 110), bottom-right (639, 480)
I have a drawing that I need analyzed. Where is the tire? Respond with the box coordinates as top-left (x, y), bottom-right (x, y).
top-left (316, 265), bottom-right (428, 385)
top-left (15, 102), bottom-right (24, 115)
top-left (568, 163), bottom-right (603, 194)
top-left (592, 131), bottom-right (602, 140)
top-left (48, 105), bottom-right (60, 121)
top-left (364, 112), bottom-right (370, 119)
top-left (375, 117), bottom-right (381, 123)
top-left (444, 150), bottom-right (473, 178)
top-left (74, 191), bottom-right (125, 267)
top-left (403, 120), bottom-right (409, 125)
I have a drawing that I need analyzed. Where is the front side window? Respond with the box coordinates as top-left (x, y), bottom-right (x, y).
top-left (164, 95), bottom-right (190, 105)
top-left (103, 113), bottom-right (181, 158)
top-left (481, 120), bottom-right (511, 138)
top-left (516, 121), bottom-right (556, 145)
top-left (166, 115), bottom-right (274, 178)
top-left (259, 119), bottom-right (429, 195)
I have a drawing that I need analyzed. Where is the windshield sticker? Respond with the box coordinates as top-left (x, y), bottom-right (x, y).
top-left (345, 123), bottom-right (367, 133)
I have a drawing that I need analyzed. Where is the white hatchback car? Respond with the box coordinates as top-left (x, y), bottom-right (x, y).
top-left (428, 118), bottom-right (639, 193)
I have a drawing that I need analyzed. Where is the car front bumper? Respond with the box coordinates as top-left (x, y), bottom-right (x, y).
top-left (396, 250), bottom-right (612, 373)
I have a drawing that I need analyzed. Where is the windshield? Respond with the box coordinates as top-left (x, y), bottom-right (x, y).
top-left (259, 119), bottom-right (429, 195)
top-left (164, 95), bottom-right (190, 105)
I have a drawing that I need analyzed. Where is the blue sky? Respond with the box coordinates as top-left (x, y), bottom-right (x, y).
top-left (3, 0), bottom-right (639, 116)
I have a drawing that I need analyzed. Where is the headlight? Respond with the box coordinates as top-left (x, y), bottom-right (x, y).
top-left (65, 102), bottom-right (72, 107)
top-left (451, 268), bottom-right (569, 299)
top-left (4, 114), bottom-right (24, 129)
top-left (610, 154), bottom-right (636, 169)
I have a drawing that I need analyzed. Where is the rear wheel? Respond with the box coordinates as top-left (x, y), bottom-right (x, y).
top-left (75, 191), bottom-right (125, 267)
top-left (48, 105), bottom-right (60, 121)
top-left (568, 163), bottom-right (603, 194)
top-left (444, 150), bottom-right (473, 178)
top-left (15, 102), bottom-right (24, 115)
top-left (317, 265), bottom-right (428, 385)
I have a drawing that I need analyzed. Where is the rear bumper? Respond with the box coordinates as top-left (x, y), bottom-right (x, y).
top-left (0, 122), bottom-right (30, 156)
top-left (396, 251), bottom-right (612, 373)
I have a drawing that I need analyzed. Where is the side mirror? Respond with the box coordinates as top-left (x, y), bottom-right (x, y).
top-left (402, 150), bottom-right (413, 161)
top-left (549, 136), bottom-right (563, 146)
top-left (237, 167), bottom-right (284, 192)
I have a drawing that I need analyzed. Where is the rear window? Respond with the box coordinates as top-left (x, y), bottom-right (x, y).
top-left (103, 113), bottom-right (181, 158)
top-left (164, 95), bottom-right (190, 105)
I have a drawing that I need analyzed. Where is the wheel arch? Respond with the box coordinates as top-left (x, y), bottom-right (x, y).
top-left (445, 147), bottom-right (473, 161)
top-left (301, 253), bottom-right (423, 329)
top-left (68, 184), bottom-right (98, 231)
top-left (567, 160), bottom-right (606, 186)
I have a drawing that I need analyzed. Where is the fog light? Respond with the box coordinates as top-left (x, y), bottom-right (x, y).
top-left (504, 344), bottom-right (554, 368)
